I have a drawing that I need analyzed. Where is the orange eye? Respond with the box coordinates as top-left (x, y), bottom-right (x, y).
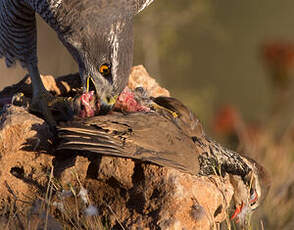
top-left (99, 64), bottom-right (111, 76)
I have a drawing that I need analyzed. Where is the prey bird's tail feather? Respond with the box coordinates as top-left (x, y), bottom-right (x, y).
top-left (58, 124), bottom-right (124, 154)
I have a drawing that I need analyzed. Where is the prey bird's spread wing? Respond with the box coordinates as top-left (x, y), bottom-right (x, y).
top-left (58, 112), bottom-right (200, 175)
top-left (58, 94), bottom-right (271, 220)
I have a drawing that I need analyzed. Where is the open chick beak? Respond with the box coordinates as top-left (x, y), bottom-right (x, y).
top-left (231, 202), bottom-right (244, 221)
top-left (231, 190), bottom-right (258, 222)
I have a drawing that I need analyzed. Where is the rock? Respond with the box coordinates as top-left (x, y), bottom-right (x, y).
top-left (0, 106), bottom-right (53, 202)
top-left (0, 65), bottom-right (235, 229)
top-left (128, 65), bottom-right (170, 97)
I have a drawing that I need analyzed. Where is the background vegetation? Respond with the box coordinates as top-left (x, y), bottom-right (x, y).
top-left (0, 0), bottom-right (294, 229)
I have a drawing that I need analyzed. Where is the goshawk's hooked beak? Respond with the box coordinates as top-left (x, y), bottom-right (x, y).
top-left (99, 94), bottom-right (118, 114)
top-left (86, 76), bottom-right (118, 114)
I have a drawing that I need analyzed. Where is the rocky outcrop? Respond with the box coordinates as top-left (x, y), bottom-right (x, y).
top-left (0, 66), bottom-right (236, 229)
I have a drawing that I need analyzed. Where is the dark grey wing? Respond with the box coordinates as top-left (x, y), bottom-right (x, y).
top-left (0, 0), bottom-right (37, 67)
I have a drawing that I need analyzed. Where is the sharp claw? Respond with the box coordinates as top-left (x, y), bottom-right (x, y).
top-left (49, 97), bottom-right (75, 122)
top-left (12, 93), bottom-right (30, 107)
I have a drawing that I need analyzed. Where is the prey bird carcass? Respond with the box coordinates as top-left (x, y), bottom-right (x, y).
top-left (58, 95), bottom-right (271, 225)
top-left (0, 69), bottom-right (270, 226)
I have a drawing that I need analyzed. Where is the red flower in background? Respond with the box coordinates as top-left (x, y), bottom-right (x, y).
top-left (263, 42), bottom-right (294, 68)
top-left (262, 41), bottom-right (294, 89)
top-left (213, 105), bottom-right (240, 135)
top-left (213, 105), bottom-right (262, 150)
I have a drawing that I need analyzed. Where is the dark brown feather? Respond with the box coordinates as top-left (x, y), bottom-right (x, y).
top-left (58, 111), bottom-right (200, 175)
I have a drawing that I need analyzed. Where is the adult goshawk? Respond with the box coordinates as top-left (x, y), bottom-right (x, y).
top-left (0, 0), bottom-right (154, 124)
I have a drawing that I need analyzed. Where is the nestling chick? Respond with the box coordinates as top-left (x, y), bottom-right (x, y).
top-left (230, 157), bottom-right (271, 225)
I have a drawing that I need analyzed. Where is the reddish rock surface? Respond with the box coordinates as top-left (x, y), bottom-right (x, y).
top-left (128, 65), bottom-right (170, 97)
